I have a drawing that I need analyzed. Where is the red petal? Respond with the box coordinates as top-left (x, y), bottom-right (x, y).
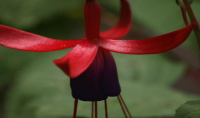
top-left (0, 25), bottom-right (82, 52)
top-left (85, 1), bottom-right (101, 39)
top-left (100, 0), bottom-right (132, 39)
top-left (99, 22), bottom-right (196, 54)
top-left (53, 40), bottom-right (98, 78)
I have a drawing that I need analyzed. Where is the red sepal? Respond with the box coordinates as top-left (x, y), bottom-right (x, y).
top-left (0, 25), bottom-right (82, 52)
top-left (53, 40), bottom-right (98, 78)
top-left (85, 1), bottom-right (101, 39)
top-left (99, 22), bottom-right (196, 54)
top-left (100, 0), bottom-right (132, 39)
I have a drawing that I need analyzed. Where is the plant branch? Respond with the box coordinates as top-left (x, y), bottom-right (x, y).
top-left (182, 0), bottom-right (200, 48)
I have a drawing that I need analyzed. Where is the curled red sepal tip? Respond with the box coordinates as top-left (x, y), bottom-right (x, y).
top-left (100, 0), bottom-right (132, 40)
top-left (99, 21), bottom-right (197, 54)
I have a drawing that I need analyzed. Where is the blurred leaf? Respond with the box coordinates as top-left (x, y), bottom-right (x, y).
top-left (0, 47), bottom-right (41, 89)
top-left (115, 53), bottom-right (187, 86)
top-left (175, 100), bottom-right (200, 118)
top-left (5, 51), bottom-right (199, 118)
top-left (0, 0), bottom-right (84, 29)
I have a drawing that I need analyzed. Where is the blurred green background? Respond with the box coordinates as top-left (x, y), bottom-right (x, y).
top-left (0, 0), bottom-right (200, 118)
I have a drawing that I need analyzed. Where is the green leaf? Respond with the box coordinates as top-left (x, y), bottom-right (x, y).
top-left (5, 51), bottom-right (198, 118)
top-left (175, 100), bottom-right (200, 118)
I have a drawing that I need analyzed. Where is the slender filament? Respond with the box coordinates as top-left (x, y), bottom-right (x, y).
top-left (92, 101), bottom-right (94, 118)
top-left (73, 99), bottom-right (78, 118)
top-left (95, 101), bottom-right (98, 118)
top-left (104, 100), bottom-right (108, 118)
top-left (119, 95), bottom-right (132, 118)
top-left (117, 96), bottom-right (128, 118)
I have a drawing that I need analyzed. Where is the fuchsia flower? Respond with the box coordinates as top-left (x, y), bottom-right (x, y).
top-left (0, 0), bottom-right (197, 117)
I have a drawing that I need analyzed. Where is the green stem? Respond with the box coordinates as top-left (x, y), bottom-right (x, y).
top-left (182, 0), bottom-right (200, 48)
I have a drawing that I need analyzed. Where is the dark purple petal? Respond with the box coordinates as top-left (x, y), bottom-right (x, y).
top-left (100, 50), bottom-right (121, 96)
top-left (70, 48), bottom-right (107, 101)
top-left (70, 48), bottom-right (121, 101)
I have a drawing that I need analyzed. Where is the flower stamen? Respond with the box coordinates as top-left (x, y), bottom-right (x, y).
top-left (119, 95), bottom-right (132, 118)
top-left (104, 100), bottom-right (108, 118)
top-left (117, 96), bottom-right (128, 118)
top-left (92, 101), bottom-right (94, 118)
top-left (73, 99), bottom-right (78, 118)
top-left (95, 101), bottom-right (98, 118)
